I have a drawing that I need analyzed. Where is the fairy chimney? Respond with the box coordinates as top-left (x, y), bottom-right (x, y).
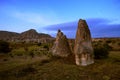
top-left (74, 19), bottom-right (94, 66)
top-left (52, 29), bottom-right (71, 57)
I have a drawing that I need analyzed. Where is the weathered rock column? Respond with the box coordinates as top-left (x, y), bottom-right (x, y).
top-left (74, 19), bottom-right (94, 66)
top-left (52, 29), bottom-right (72, 57)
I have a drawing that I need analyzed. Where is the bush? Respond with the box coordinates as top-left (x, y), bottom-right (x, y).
top-left (37, 42), bottom-right (42, 46)
top-left (0, 40), bottom-right (11, 53)
top-left (93, 42), bottom-right (110, 59)
top-left (43, 45), bottom-right (49, 50)
top-left (41, 59), bottom-right (50, 64)
top-left (118, 42), bottom-right (120, 46)
top-left (15, 66), bottom-right (37, 77)
top-left (29, 50), bottom-right (34, 58)
top-left (106, 40), bottom-right (112, 43)
top-left (24, 46), bottom-right (28, 52)
top-left (11, 48), bottom-right (25, 56)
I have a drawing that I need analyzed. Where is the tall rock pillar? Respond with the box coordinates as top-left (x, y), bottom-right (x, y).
top-left (74, 19), bottom-right (94, 66)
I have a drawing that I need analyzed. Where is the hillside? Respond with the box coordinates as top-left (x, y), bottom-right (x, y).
top-left (20, 29), bottom-right (39, 39)
top-left (0, 31), bottom-right (19, 41)
top-left (0, 29), bottom-right (53, 43)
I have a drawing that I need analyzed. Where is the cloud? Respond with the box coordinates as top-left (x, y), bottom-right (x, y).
top-left (43, 18), bottom-right (120, 38)
top-left (44, 21), bottom-right (78, 31)
top-left (0, 4), bottom-right (63, 32)
top-left (11, 11), bottom-right (61, 26)
top-left (87, 18), bottom-right (111, 25)
top-left (86, 18), bottom-right (112, 28)
top-left (90, 24), bottom-right (120, 38)
top-left (42, 21), bottom-right (78, 38)
top-left (85, 18), bottom-right (120, 38)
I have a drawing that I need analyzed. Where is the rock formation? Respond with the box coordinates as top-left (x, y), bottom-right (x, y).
top-left (52, 29), bottom-right (72, 57)
top-left (74, 19), bottom-right (94, 66)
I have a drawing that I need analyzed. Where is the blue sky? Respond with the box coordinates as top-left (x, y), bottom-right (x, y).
top-left (0, 0), bottom-right (120, 38)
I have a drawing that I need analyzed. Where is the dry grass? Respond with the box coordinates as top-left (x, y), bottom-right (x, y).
top-left (0, 55), bottom-right (49, 72)
top-left (0, 51), bottom-right (120, 80)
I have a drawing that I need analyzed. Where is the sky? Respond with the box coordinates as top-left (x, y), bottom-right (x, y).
top-left (0, 0), bottom-right (120, 38)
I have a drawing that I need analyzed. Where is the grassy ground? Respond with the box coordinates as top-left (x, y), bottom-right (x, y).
top-left (0, 55), bottom-right (49, 72)
top-left (0, 51), bottom-right (120, 80)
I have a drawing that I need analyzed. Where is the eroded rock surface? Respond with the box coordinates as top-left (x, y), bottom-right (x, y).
top-left (74, 19), bottom-right (94, 66)
top-left (52, 30), bottom-right (72, 57)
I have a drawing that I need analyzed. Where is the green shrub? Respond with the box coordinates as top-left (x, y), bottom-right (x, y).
top-left (118, 42), bottom-right (120, 46)
top-left (9, 53), bottom-right (14, 58)
top-left (43, 45), bottom-right (49, 50)
top-left (106, 40), bottom-right (112, 43)
top-left (15, 66), bottom-right (37, 78)
top-left (29, 50), bottom-right (34, 58)
top-left (37, 42), bottom-right (42, 46)
top-left (0, 40), bottom-right (11, 53)
top-left (93, 42), bottom-right (110, 59)
top-left (41, 59), bottom-right (50, 64)
top-left (11, 48), bottom-right (26, 56)
top-left (103, 75), bottom-right (110, 80)
top-left (3, 58), bottom-right (8, 61)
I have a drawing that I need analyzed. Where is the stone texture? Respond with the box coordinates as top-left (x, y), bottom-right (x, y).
top-left (74, 19), bottom-right (94, 66)
top-left (52, 29), bottom-right (72, 57)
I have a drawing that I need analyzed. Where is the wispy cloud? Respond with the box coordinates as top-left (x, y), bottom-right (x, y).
top-left (44, 21), bottom-right (78, 31)
top-left (11, 11), bottom-right (61, 26)
top-left (0, 4), bottom-right (63, 32)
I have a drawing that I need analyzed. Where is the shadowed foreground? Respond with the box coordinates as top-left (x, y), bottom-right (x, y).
top-left (0, 51), bottom-right (120, 80)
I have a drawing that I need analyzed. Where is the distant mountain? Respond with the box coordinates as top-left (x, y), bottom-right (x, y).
top-left (20, 29), bottom-right (52, 39)
top-left (20, 29), bottom-right (39, 39)
top-left (0, 31), bottom-right (19, 41)
top-left (0, 29), bottom-right (53, 43)
top-left (38, 33), bottom-right (52, 38)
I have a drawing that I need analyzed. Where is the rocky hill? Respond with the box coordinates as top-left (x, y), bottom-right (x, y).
top-left (20, 29), bottom-right (39, 39)
top-left (0, 29), bottom-right (53, 43)
top-left (0, 31), bottom-right (19, 41)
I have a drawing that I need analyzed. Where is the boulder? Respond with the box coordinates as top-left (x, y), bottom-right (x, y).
top-left (74, 19), bottom-right (94, 66)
